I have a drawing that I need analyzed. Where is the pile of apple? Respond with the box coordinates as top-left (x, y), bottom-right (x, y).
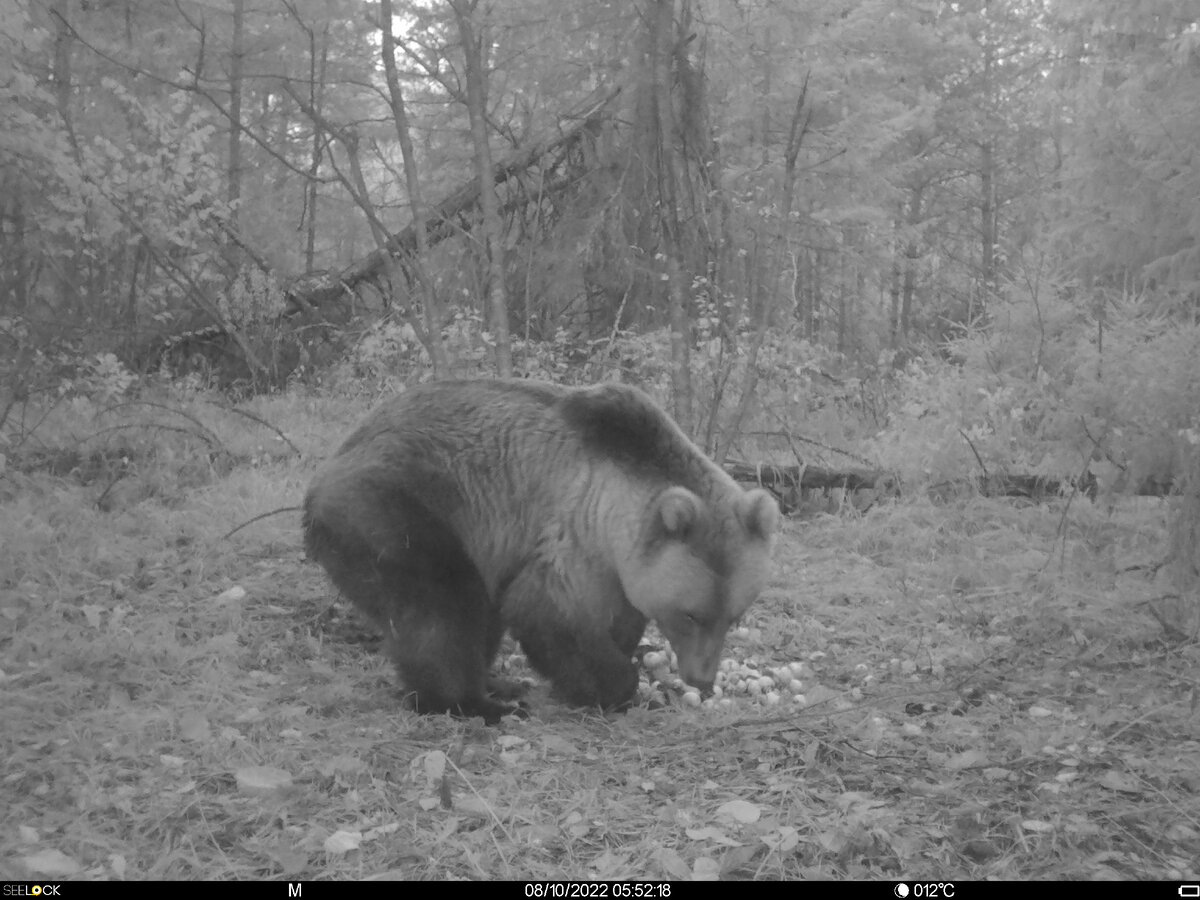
top-left (639, 642), bottom-right (808, 710)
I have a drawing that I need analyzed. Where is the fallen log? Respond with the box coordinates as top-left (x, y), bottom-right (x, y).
top-left (283, 85), bottom-right (623, 318)
top-left (723, 461), bottom-right (889, 493)
top-left (722, 461), bottom-right (1175, 507)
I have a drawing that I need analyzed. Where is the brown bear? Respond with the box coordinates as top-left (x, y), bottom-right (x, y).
top-left (303, 379), bottom-right (779, 722)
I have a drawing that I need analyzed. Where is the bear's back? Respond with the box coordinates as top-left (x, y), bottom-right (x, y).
top-left (328, 379), bottom-right (729, 508)
top-left (335, 379), bottom-right (564, 456)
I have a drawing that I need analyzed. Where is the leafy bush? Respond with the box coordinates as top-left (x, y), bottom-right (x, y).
top-left (861, 285), bottom-right (1200, 494)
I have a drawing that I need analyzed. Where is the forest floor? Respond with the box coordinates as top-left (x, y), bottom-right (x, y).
top-left (1, 388), bottom-right (1198, 881)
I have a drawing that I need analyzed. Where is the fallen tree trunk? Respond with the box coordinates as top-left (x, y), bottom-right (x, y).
top-left (724, 461), bottom-right (889, 493)
top-left (283, 85), bottom-right (623, 318)
top-left (723, 461), bottom-right (1176, 507)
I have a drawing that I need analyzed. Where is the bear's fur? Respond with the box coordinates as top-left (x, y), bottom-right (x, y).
top-left (303, 379), bottom-right (779, 722)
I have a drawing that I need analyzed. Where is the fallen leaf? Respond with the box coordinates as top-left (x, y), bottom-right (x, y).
top-left (1098, 770), bottom-right (1144, 794)
top-left (762, 826), bottom-right (800, 853)
top-left (422, 750), bottom-right (447, 781)
top-left (179, 712), bottom-right (211, 742)
top-left (1021, 819), bottom-right (1054, 833)
top-left (692, 857), bottom-right (721, 881)
top-left (655, 848), bottom-right (691, 880)
top-left (235, 766), bottom-right (293, 797)
top-left (21, 848), bottom-right (80, 877)
top-left (946, 749), bottom-right (988, 770)
top-left (591, 849), bottom-right (628, 878)
top-left (716, 799), bottom-right (761, 824)
top-left (323, 830), bottom-right (362, 854)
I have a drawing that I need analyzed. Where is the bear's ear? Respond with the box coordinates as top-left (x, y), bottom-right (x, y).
top-left (740, 489), bottom-right (780, 540)
top-left (653, 487), bottom-right (703, 541)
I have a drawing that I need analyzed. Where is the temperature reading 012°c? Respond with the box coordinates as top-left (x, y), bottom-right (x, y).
top-left (895, 883), bottom-right (956, 899)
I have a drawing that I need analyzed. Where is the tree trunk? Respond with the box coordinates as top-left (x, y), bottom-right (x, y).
top-left (977, 0), bottom-right (997, 321)
top-left (227, 0), bottom-right (244, 231)
top-left (900, 184), bottom-right (923, 339)
top-left (889, 218), bottom-right (902, 345)
top-left (810, 248), bottom-right (822, 339)
top-left (343, 131), bottom-right (390, 250)
top-left (123, 237), bottom-right (147, 362)
top-left (837, 227), bottom-right (849, 353)
top-left (50, 0), bottom-right (80, 317)
top-left (381, 0), bottom-right (448, 375)
top-left (51, 0), bottom-right (77, 155)
top-left (304, 25), bottom-right (329, 275)
top-left (979, 137), bottom-right (995, 319)
top-left (452, 0), bottom-right (512, 377)
top-left (644, 0), bottom-right (692, 431)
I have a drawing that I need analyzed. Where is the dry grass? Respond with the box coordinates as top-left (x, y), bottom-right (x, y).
top-left (2, 389), bottom-right (1198, 881)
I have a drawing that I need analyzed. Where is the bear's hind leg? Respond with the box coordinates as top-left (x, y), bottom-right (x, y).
top-left (385, 619), bottom-right (516, 723)
top-left (383, 552), bottom-right (522, 724)
top-left (306, 486), bottom-right (518, 723)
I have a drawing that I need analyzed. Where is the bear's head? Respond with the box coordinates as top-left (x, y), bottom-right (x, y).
top-left (622, 486), bottom-right (780, 693)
